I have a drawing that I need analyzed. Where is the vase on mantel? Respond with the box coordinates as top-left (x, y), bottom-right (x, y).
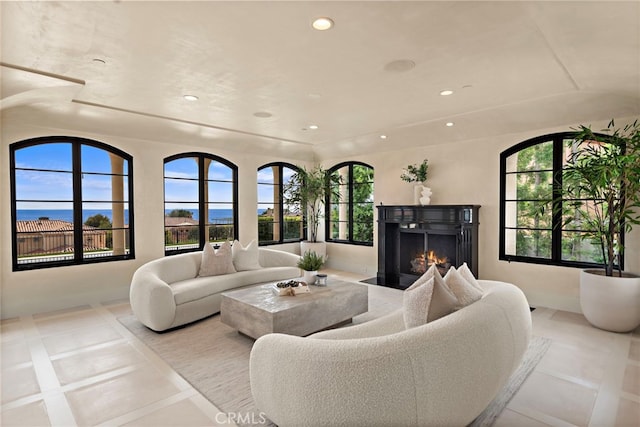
top-left (420, 186), bottom-right (432, 205)
top-left (413, 184), bottom-right (432, 205)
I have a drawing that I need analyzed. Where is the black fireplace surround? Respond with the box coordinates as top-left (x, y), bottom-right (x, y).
top-left (377, 205), bottom-right (480, 289)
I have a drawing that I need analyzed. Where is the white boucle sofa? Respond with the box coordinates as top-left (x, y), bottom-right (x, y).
top-left (130, 248), bottom-right (300, 332)
top-left (250, 280), bottom-right (532, 427)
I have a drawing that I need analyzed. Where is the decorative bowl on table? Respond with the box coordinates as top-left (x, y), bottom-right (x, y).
top-left (271, 280), bottom-right (310, 296)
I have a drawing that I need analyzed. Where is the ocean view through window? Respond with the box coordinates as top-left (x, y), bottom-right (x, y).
top-left (11, 136), bottom-right (134, 270)
top-left (16, 209), bottom-right (131, 223)
top-left (164, 153), bottom-right (238, 254)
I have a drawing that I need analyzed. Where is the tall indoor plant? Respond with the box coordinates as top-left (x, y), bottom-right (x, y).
top-left (283, 165), bottom-right (341, 255)
top-left (561, 119), bottom-right (640, 332)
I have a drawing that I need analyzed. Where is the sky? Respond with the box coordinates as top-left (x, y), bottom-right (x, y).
top-left (15, 142), bottom-right (128, 210)
top-left (15, 142), bottom-right (296, 211)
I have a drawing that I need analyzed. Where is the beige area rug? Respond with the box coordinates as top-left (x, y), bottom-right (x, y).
top-left (118, 284), bottom-right (550, 427)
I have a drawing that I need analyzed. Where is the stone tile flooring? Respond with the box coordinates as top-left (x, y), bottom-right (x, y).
top-left (1, 269), bottom-right (639, 426)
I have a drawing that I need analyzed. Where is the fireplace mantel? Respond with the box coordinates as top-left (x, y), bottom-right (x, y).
top-left (377, 205), bottom-right (480, 288)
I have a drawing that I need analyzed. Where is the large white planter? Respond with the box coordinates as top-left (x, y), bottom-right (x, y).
top-left (300, 241), bottom-right (327, 260)
top-left (580, 269), bottom-right (640, 333)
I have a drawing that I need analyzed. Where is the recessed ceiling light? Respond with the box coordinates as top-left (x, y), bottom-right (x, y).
top-left (312, 17), bottom-right (334, 31)
top-left (309, 124), bottom-right (319, 130)
top-left (183, 95), bottom-right (199, 101)
top-left (446, 122), bottom-right (454, 127)
top-left (253, 111), bottom-right (272, 118)
top-left (380, 135), bottom-right (388, 139)
top-left (440, 90), bottom-right (454, 96)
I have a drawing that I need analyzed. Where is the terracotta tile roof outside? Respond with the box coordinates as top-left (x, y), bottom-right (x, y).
top-left (164, 216), bottom-right (199, 226)
top-left (16, 219), bottom-right (102, 233)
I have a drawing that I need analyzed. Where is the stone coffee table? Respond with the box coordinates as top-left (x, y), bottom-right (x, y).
top-left (220, 279), bottom-right (368, 339)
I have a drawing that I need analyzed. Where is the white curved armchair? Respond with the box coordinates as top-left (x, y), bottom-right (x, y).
top-left (250, 280), bottom-right (532, 427)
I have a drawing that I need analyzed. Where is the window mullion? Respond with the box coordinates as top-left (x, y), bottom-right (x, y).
top-left (233, 165), bottom-right (238, 242)
top-left (323, 172), bottom-right (328, 242)
top-left (73, 142), bottom-right (84, 263)
top-left (348, 164), bottom-right (354, 243)
top-left (551, 137), bottom-right (564, 262)
top-left (198, 155), bottom-right (206, 249)
top-left (278, 166), bottom-right (284, 243)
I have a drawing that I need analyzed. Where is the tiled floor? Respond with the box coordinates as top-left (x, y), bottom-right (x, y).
top-left (499, 308), bottom-right (640, 427)
top-left (1, 270), bottom-right (639, 426)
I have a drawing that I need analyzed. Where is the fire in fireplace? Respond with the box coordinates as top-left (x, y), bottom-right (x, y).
top-left (410, 250), bottom-right (452, 276)
top-left (399, 230), bottom-right (457, 278)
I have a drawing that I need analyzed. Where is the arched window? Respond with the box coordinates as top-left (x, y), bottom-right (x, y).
top-left (164, 153), bottom-right (237, 254)
top-left (326, 162), bottom-right (374, 245)
top-left (500, 132), bottom-right (621, 268)
top-left (10, 136), bottom-right (134, 270)
top-left (257, 163), bottom-right (303, 245)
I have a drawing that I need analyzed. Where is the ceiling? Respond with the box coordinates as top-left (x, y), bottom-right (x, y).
top-left (1, 1), bottom-right (639, 158)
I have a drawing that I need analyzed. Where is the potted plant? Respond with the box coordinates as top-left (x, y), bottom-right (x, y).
top-left (560, 119), bottom-right (640, 332)
top-left (401, 159), bottom-right (431, 205)
top-left (297, 250), bottom-right (326, 285)
top-left (283, 165), bottom-right (341, 258)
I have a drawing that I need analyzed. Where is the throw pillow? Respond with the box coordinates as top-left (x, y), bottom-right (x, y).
top-left (198, 241), bottom-right (236, 277)
top-left (403, 277), bottom-right (434, 328)
top-left (425, 265), bottom-right (460, 322)
top-left (232, 239), bottom-right (262, 271)
top-left (403, 265), bottom-right (459, 329)
top-left (443, 266), bottom-right (483, 309)
top-left (457, 262), bottom-right (483, 292)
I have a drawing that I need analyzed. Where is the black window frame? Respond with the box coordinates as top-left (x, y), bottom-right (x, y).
top-left (163, 152), bottom-right (238, 255)
top-left (499, 132), bottom-right (624, 270)
top-left (257, 162), bottom-right (304, 246)
top-left (325, 161), bottom-right (374, 246)
top-left (10, 136), bottom-right (135, 271)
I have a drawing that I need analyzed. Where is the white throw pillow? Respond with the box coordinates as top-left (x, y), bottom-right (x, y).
top-left (403, 264), bottom-right (459, 329)
top-left (198, 241), bottom-right (236, 277)
top-left (444, 266), bottom-right (483, 309)
top-left (403, 277), bottom-right (434, 328)
top-left (232, 239), bottom-right (262, 271)
top-left (458, 262), bottom-right (483, 292)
